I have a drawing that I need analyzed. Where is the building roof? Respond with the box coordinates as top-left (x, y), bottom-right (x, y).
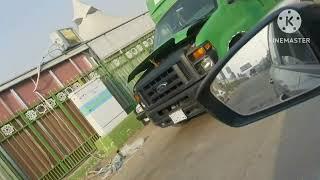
top-left (72, 0), bottom-right (130, 41)
top-left (0, 44), bottom-right (89, 92)
top-left (72, 0), bottom-right (97, 25)
top-left (0, 0), bottom-right (155, 92)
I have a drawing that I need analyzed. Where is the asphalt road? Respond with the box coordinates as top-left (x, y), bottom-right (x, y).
top-left (226, 70), bottom-right (280, 115)
top-left (111, 94), bottom-right (320, 180)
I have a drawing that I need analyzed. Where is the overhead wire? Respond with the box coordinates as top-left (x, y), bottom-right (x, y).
top-left (32, 43), bottom-right (100, 159)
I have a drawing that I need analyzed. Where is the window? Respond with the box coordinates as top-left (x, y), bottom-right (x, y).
top-left (154, 0), bottom-right (216, 48)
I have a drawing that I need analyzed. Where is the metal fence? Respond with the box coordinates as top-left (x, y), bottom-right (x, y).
top-left (98, 31), bottom-right (154, 113)
top-left (0, 30), bottom-right (154, 180)
top-left (0, 73), bottom-right (99, 180)
top-left (0, 147), bottom-right (23, 180)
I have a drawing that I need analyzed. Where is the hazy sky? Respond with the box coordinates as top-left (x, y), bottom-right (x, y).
top-left (222, 27), bottom-right (269, 77)
top-left (0, 0), bottom-right (147, 84)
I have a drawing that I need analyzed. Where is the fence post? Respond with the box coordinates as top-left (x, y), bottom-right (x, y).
top-left (54, 96), bottom-right (87, 138)
top-left (51, 95), bottom-right (97, 150)
top-left (19, 113), bottom-right (69, 173)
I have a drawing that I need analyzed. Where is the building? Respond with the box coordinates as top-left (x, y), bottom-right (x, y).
top-left (0, 0), bottom-right (154, 124)
top-left (72, 0), bottom-right (129, 41)
top-left (72, 0), bottom-right (155, 60)
top-left (0, 47), bottom-right (93, 122)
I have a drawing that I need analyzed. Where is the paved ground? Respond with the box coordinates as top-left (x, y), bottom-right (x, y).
top-left (226, 70), bottom-right (279, 115)
top-left (111, 96), bottom-right (320, 180)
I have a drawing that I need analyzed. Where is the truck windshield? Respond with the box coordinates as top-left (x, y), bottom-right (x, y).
top-left (154, 0), bottom-right (216, 48)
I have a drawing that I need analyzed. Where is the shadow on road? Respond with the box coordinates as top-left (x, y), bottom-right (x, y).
top-left (273, 96), bottom-right (320, 180)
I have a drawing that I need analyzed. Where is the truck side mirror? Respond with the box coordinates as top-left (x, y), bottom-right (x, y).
top-left (196, 2), bottom-right (320, 127)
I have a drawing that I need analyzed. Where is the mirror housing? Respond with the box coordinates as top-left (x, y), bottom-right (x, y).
top-left (196, 2), bottom-right (320, 127)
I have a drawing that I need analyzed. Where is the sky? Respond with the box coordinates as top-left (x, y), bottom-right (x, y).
top-left (0, 0), bottom-right (147, 84)
top-left (222, 27), bottom-right (269, 77)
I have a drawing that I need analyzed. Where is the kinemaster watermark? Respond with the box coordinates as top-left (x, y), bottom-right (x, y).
top-left (273, 9), bottom-right (310, 44)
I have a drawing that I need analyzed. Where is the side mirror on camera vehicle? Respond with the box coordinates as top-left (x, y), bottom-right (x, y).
top-left (196, 2), bottom-right (320, 127)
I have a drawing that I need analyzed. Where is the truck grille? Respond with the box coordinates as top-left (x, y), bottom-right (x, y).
top-left (142, 67), bottom-right (185, 105)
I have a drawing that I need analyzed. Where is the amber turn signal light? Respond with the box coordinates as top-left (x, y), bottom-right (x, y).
top-left (134, 94), bottom-right (141, 103)
top-left (192, 47), bottom-right (206, 60)
top-left (191, 42), bottom-right (213, 61)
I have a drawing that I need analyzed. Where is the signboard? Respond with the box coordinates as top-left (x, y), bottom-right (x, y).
top-left (240, 63), bottom-right (253, 72)
top-left (69, 79), bottom-right (127, 136)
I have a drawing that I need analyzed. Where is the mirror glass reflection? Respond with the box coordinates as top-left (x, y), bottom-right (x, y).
top-left (211, 20), bottom-right (320, 115)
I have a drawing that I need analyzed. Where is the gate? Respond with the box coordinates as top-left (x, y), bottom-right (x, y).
top-left (99, 31), bottom-right (154, 113)
top-left (0, 76), bottom-right (99, 180)
top-left (0, 31), bottom-right (155, 180)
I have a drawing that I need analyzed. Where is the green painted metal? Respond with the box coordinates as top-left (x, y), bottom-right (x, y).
top-left (148, 0), bottom-right (281, 58)
top-left (194, 0), bottom-right (281, 57)
top-left (19, 113), bottom-right (62, 164)
top-left (52, 93), bottom-right (98, 153)
top-left (0, 78), bottom-right (100, 180)
top-left (0, 157), bottom-right (18, 180)
top-left (52, 95), bottom-right (88, 140)
top-left (99, 31), bottom-right (155, 113)
top-left (39, 135), bottom-right (99, 180)
top-left (69, 113), bottom-right (143, 179)
top-left (0, 29), bottom-right (155, 180)
top-left (0, 147), bottom-right (23, 180)
top-left (146, 0), bottom-right (178, 23)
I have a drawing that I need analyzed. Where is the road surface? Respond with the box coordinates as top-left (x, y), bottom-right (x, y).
top-left (225, 70), bottom-right (279, 115)
top-left (111, 95), bottom-right (320, 180)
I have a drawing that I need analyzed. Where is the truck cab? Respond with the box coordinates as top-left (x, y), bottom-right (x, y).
top-left (129, 0), bottom-right (281, 128)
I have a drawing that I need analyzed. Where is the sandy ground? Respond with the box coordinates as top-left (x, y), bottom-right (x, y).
top-left (106, 96), bottom-right (320, 180)
top-left (110, 113), bottom-right (286, 180)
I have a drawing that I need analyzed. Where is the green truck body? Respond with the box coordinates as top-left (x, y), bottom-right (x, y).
top-left (130, 0), bottom-right (281, 128)
top-left (148, 0), bottom-right (280, 57)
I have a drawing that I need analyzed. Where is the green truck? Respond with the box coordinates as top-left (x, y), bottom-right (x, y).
top-left (129, 0), bottom-right (281, 128)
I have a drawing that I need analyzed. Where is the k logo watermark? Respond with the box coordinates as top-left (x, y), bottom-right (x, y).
top-left (277, 9), bottom-right (302, 34)
top-left (273, 9), bottom-right (310, 44)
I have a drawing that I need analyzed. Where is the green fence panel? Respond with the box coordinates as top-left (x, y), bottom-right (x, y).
top-left (99, 32), bottom-right (155, 113)
top-left (0, 31), bottom-right (154, 180)
top-left (0, 158), bottom-right (18, 180)
top-left (0, 147), bottom-right (24, 180)
top-left (0, 77), bottom-right (100, 180)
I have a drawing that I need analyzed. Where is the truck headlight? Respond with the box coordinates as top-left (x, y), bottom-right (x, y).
top-left (135, 104), bottom-right (144, 114)
top-left (195, 56), bottom-right (214, 74)
top-left (140, 102), bottom-right (146, 108)
top-left (200, 56), bottom-right (214, 71)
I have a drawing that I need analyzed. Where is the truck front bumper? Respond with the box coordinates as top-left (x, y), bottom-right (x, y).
top-left (146, 80), bottom-right (206, 128)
